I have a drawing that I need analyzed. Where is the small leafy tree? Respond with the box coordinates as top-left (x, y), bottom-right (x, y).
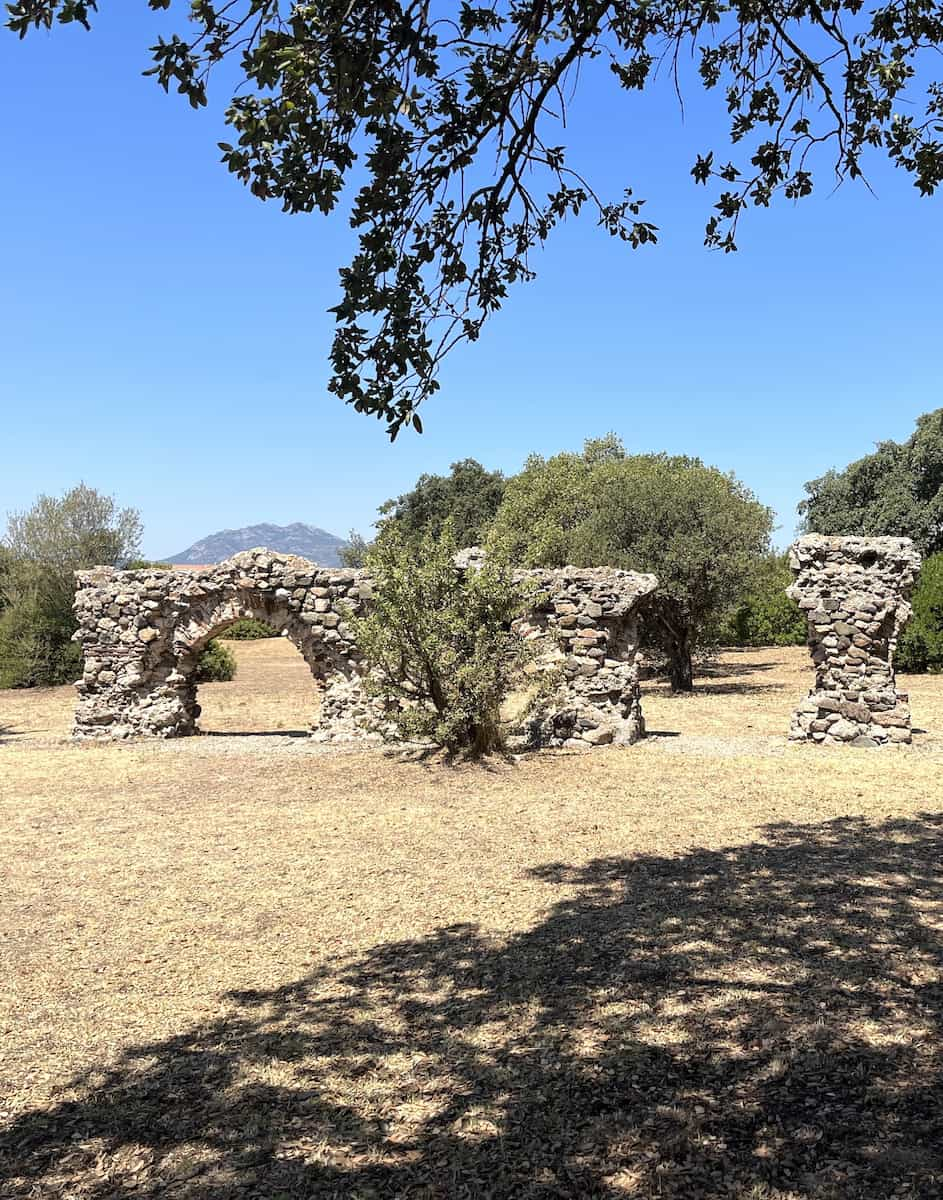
top-left (350, 523), bottom-right (535, 755)
top-left (0, 484), bottom-right (142, 688)
top-left (379, 459), bottom-right (506, 546)
top-left (897, 553), bottom-right (943, 674)
top-left (339, 530), bottom-right (370, 569)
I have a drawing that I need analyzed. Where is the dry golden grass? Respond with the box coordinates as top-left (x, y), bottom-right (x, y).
top-left (2, 642), bottom-right (942, 1198)
top-left (198, 637), bottom-right (321, 734)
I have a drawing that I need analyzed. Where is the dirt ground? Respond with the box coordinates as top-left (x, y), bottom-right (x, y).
top-left (2, 641), bottom-right (942, 1198)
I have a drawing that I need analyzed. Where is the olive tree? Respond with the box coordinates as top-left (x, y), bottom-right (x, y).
top-left (9, 1), bottom-right (943, 434)
top-left (0, 484), bottom-right (142, 687)
top-left (350, 522), bottom-right (537, 755)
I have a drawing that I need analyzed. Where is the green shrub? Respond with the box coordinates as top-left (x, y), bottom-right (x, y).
top-left (339, 531), bottom-right (370, 568)
top-left (897, 553), bottom-right (943, 673)
top-left (350, 522), bottom-right (537, 755)
top-left (195, 639), bottom-right (237, 682)
top-left (219, 618), bottom-right (278, 640)
top-left (0, 587), bottom-right (83, 688)
top-left (719, 553), bottom-right (806, 648)
top-left (123, 559), bottom-right (171, 570)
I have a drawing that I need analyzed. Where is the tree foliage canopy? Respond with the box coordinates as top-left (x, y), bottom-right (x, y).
top-left (489, 435), bottom-right (773, 687)
top-left (380, 458), bottom-right (506, 545)
top-left (718, 551), bottom-right (806, 647)
top-left (897, 550), bottom-right (943, 672)
top-left (799, 408), bottom-right (943, 555)
top-left (10, 1), bottom-right (943, 434)
top-left (0, 484), bottom-right (142, 688)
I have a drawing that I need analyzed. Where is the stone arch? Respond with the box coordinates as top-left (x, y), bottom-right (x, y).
top-left (169, 593), bottom-right (350, 735)
top-left (73, 551), bottom-right (373, 740)
top-left (72, 549), bottom-right (658, 747)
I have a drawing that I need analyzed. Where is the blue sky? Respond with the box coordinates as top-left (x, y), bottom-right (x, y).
top-left (1, 8), bottom-right (940, 559)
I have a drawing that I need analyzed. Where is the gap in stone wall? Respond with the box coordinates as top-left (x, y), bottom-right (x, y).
top-left (195, 634), bottom-right (320, 736)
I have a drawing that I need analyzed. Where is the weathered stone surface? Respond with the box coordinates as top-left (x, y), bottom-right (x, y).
top-left (788, 535), bottom-right (920, 747)
top-left (72, 548), bottom-right (658, 749)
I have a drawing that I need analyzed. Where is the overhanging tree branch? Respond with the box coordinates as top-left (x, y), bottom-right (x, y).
top-left (7, 0), bottom-right (943, 434)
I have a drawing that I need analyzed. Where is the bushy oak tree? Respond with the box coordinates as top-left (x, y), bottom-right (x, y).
top-left (719, 552), bottom-right (806, 647)
top-left (379, 458), bottom-right (506, 546)
top-left (897, 551), bottom-right (943, 673)
top-left (489, 436), bottom-right (772, 689)
top-left (9, 1), bottom-right (943, 434)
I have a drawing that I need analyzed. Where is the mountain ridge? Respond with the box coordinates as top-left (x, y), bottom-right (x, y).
top-left (165, 522), bottom-right (346, 567)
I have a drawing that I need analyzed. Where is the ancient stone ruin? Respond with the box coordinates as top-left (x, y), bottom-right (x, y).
top-left (72, 549), bottom-right (658, 748)
top-left (788, 535), bottom-right (921, 746)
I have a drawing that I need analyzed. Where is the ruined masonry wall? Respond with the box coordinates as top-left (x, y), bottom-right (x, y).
top-left (788, 535), bottom-right (921, 746)
top-left (72, 549), bottom-right (658, 748)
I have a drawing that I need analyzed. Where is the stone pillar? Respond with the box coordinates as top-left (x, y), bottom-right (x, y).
top-left (313, 673), bottom-right (385, 743)
top-left (516, 567), bottom-right (658, 748)
top-left (788, 535), bottom-right (921, 746)
top-left (72, 566), bottom-right (198, 739)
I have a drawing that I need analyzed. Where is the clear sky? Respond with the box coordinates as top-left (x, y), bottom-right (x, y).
top-left (1, 8), bottom-right (940, 559)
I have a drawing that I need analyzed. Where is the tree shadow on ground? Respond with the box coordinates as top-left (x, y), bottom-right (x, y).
top-left (644, 679), bottom-right (785, 700)
top-left (3, 815), bottom-right (943, 1198)
top-left (687, 680), bottom-right (786, 698)
top-left (699, 654), bottom-right (784, 678)
top-left (641, 655), bottom-right (790, 700)
top-left (201, 729), bottom-right (313, 738)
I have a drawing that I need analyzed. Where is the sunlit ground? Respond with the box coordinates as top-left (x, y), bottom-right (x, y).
top-left (2, 642), bottom-right (941, 1197)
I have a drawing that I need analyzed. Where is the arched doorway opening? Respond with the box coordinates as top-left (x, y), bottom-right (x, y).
top-left (173, 601), bottom-right (331, 737)
top-left (195, 626), bottom-right (320, 736)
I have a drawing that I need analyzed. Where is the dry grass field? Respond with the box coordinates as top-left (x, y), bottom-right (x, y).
top-left (2, 639), bottom-right (943, 1198)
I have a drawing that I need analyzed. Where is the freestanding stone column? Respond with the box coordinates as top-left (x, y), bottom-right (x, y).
top-left (788, 535), bottom-right (921, 746)
top-left (514, 565), bottom-right (658, 747)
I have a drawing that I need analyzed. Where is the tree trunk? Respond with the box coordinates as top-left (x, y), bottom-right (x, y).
top-left (662, 626), bottom-right (694, 692)
top-left (642, 596), bottom-right (695, 692)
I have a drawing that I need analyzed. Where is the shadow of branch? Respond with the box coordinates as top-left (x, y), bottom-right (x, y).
top-left (4, 814), bottom-right (943, 1197)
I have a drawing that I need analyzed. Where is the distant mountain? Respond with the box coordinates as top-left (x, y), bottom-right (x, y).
top-left (165, 523), bottom-right (346, 567)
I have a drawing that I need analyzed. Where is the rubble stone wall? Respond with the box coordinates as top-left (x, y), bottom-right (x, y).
top-left (72, 549), bottom-right (658, 748)
top-left (788, 535), bottom-right (921, 746)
